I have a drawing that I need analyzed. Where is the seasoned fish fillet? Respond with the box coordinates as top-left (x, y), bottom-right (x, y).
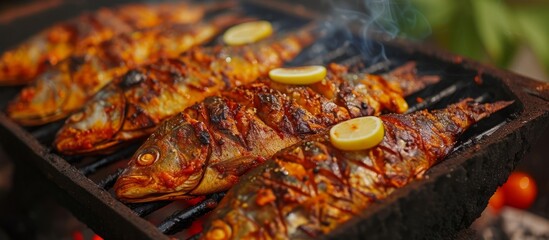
top-left (200, 99), bottom-right (512, 240)
top-left (114, 62), bottom-right (439, 202)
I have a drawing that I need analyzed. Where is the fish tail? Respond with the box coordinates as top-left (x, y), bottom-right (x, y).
top-left (384, 99), bottom-right (513, 162)
top-left (454, 98), bottom-right (514, 123)
top-left (429, 98), bottom-right (513, 131)
top-left (384, 61), bottom-right (441, 96)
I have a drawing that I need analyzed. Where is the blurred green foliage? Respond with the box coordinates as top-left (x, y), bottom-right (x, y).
top-left (407, 0), bottom-right (549, 74)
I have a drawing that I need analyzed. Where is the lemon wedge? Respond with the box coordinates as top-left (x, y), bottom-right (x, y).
top-left (329, 116), bottom-right (385, 151)
top-left (223, 21), bottom-right (273, 46)
top-left (269, 66), bottom-right (327, 85)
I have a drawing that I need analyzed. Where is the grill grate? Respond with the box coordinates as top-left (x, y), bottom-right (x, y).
top-left (0, 1), bottom-right (548, 239)
top-left (60, 40), bottom-right (516, 237)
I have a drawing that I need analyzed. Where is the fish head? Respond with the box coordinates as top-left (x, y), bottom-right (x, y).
top-left (115, 115), bottom-right (210, 202)
top-left (53, 83), bottom-right (126, 154)
top-left (7, 68), bottom-right (71, 126)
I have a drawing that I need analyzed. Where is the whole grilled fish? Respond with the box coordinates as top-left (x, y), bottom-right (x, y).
top-left (200, 99), bottom-right (511, 240)
top-left (0, 1), bottom-right (219, 85)
top-left (6, 14), bottom-right (243, 126)
top-left (53, 26), bottom-right (316, 155)
top-left (114, 62), bottom-right (440, 203)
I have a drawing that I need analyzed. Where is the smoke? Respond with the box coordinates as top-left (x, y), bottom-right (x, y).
top-left (320, 0), bottom-right (432, 67)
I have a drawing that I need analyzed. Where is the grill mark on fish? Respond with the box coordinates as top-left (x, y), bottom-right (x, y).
top-left (196, 130), bottom-right (212, 147)
top-left (120, 70), bottom-right (147, 88)
top-left (205, 97), bottom-right (248, 149)
top-left (337, 81), bottom-right (373, 118)
top-left (68, 55), bottom-right (86, 72)
top-left (191, 120), bottom-right (211, 146)
top-left (263, 176), bottom-right (312, 198)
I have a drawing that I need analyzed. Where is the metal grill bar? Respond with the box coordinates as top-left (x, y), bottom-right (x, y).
top-left (98, 168), bottom-right (124, 189)
top-left (158, 193), bottom-right (226, 235)
top-left (359, 59), bottom-right (392, 73)
top-left (128, 201), bottom-right (172, 217)
top-left (406, 80), bottom-right (469, 113)
top-left (474, 93), bottom-right (491, 103)
top-left (451, 121), bottom-right (508, 153)
top-left (64, 155), bottom-right (85, 164)
top-left (30, 120), bottom-right (65, 142)
top-left (79, 144), bottom-right (140, 175)
top-left (301, 41), bottom-right (353, 65)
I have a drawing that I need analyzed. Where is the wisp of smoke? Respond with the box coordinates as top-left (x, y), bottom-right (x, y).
top-left (322, 0), bottom-right (431, 66)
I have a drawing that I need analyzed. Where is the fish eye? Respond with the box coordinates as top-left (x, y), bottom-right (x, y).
top-left (136, 148), bottom-right (160, 166)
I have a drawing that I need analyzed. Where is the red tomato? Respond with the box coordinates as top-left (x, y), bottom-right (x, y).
top-left (488, 187), bottom-right (505, 213)
top-left (501, 171), bottom-right (537, 209)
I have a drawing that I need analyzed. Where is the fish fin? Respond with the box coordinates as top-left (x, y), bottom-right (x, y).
top-left (188, 155), bottom-right (268, 196)
top-left (210, 155), bottom-right (267, 177)
top-left (188, 168), bottom-right (240, 196)
top-left (384, 61), bottom-right (441, 96)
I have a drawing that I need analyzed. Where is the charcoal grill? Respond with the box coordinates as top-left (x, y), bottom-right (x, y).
top-left (0, 0), bottom-right (548, 239)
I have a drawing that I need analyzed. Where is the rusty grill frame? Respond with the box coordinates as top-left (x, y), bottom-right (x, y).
top-left (0, 0), bottom-right (548, 239)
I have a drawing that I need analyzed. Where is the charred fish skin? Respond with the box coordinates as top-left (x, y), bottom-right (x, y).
top-left (200, 99), bottom-right (512, 240)
top-left (114, 62), bottom-right (440, 203)
top-left (6, 14), bottom-right (242, 126)
top-left (53, 27), bottom-right (316, 155)
top-left (0, 2), bottom-right (209, 86)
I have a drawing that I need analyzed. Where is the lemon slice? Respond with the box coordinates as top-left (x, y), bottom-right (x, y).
top-left (223, 21), bottom-right (273, 46)
top-left (329, 116), bottom-right (385, 151)
top-left (269, 66), bottom-right (327, 85)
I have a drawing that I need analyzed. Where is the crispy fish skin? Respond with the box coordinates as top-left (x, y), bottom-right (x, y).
top-left (200, 99), bottom-right (512, 240)
top-left (114, 62), bottom-right (440, 203)
top-left (53, 28), bottom-right (316, 155)
top-left (6, 14), bottom-right (241, 126)
top-left (0, 2), bottom-right (208, 86)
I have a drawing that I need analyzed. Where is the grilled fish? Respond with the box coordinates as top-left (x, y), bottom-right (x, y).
top-left (114, 62), bottom-right (440, 203)
top-left (6, 14), bottom-right (243, 126)
top-left (200, 99), bottom-right (512, 240)
top-left (53, 26), bottom-right (316, 155)
top-left (0, 1), bottom-right (218, 85)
